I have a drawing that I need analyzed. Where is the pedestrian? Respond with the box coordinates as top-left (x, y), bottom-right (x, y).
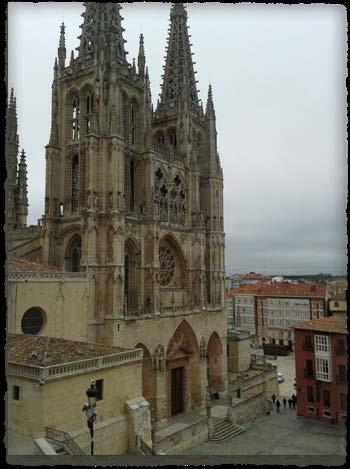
top-left (292, 394), bottom-right (296, 409)
top-left (283, 397), bottom-right (287, 409)
top-left (275, 399), bottom-right (281, 413)
top-left (288, 398), bottom-right (292, 408)
top-left (272, 394), bottom-right (276, 404)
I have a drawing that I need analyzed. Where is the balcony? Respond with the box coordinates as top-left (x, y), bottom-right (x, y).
top-left (304, 369), bottom-right (314, 379)
top-left (303, 343), bottom-right (313, 352)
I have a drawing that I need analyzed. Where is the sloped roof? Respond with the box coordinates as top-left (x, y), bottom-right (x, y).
top-left (7, 256), bottom-right (62, 273)
top-left (8, 334), bottom-right (129, 367)
top-left (293, 315), bottom-right (348, 335)
top-left (226, 281), bottom-right (327, 299)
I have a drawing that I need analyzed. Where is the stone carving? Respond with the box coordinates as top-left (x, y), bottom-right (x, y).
top-left (153, 345), bottom-right (165, 372)
top-left (199, 337), bottom-right (206, 361)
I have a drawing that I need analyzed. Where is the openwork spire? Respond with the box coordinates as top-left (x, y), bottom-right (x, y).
top-left (77, 3), bottom-right (128, 64)
top-left (58, 22), bottom-right (66, 70)
top-left (17, 150), bottom-right (28, 205)
top-left (138, 33), bottom-right (145, 78)
top-left (205, 84), bottom-right (216, 120)
top-left (159, 3), bottom-right (199, 110)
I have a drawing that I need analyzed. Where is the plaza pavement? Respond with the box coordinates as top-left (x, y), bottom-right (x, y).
top-left (181, 402), bottom-right (347, 457)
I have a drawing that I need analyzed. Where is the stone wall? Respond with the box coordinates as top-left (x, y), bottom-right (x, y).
top-left (154, 417), bottom-right (208, 454)
top-left (7, 276), bottom-right (89, 342)
top-left (230, 392), bottom-right (272, 425)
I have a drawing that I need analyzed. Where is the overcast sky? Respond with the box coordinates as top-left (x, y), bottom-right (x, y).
top-left (7, 3), bottom-right (347, 275)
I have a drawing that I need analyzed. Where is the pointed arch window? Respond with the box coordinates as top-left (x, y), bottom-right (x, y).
top-left (65, 236), bottom-right (82, 272)
top-left (85, 92), bottom-right (93, 135)
top-left (131, 105), bottom-right (136, 145)
top-left (72, 96), bottom-right (80, 141)
top-left (71, 154), bottom-right (79, 211)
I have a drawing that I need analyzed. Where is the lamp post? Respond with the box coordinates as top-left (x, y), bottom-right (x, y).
top-left (82, 379), bottom-right (98, 455)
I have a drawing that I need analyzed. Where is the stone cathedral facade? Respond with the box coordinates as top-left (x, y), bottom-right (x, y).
top-left (7, 3), bottom-right (227, 427)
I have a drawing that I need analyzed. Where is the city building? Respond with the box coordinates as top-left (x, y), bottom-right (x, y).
top-left (294, 315), bottom-right (347, 425)
top-left (8, 334), bottom-right (146, 455)
top-left (327, 278), bottom-right (347, 316)
top-left (226, 282), bottom-right (327, 347)
top-left (227, 329), bottom-right (277, 424)
top-left (6, 3), bottom-right (227, 454)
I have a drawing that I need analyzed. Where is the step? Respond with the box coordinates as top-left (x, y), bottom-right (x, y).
top-left (209, 428), bottom-right (245, 442)
top-left (209, 419), bottom-right (246, 442)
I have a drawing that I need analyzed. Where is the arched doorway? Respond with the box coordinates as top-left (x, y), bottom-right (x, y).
top-left (135, 343), bottom-right (156, 410)
top-left (207, 332), bottom-right (224, 396)
top-left (166, 320), bottom-right (200, 416)
top-left (65, 235), bottom-right (82, 272)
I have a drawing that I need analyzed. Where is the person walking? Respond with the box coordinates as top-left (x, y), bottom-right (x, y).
top-left (275, 399), bottom-right (281, 413)
top-left (291, 394), bottom-right (296, 409)
top-left (283, 397), bottom-right (287, 409)
top-left (272, 394), bottom-right (276, 404)
top-left (288, 398), bottom-right (292, 409)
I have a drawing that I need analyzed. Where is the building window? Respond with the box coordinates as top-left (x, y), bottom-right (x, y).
top-left (323, 390), bottom-right (330, 407)
top-left (71, 96), bottom-right (80, 141)
top-left (305, 359), bottom-right (313, 378)
top-left (337, 364), bottom-right (347, 384)
top-left (316, 357), bottom-right (331, 382)
top-left (159, 245), bottom-right (176, 287)
top-left (340, 393), bottom-right (347, 410)
top-left (323, 410), bottom-right (331, 417)
top-left (307, 406), bottom-right (315, 413)
top-left (314, 334), bottom-right (330, 354)
top-left (336, 339), bottom-right (345, 355)
top-left (12, 386), bottom-right (20, 401)
top-left (304, 335), bottom-right (313, 351)
top-left (21, 308), bottom-right (45, 335)
top-left (95, 379), bottom-right (103, 401)
top-left (71, 155), bottom-right (79, 211)
top-left (334, 301), bottom-right (339, 308)
top-left (307, 386), bottom-right (314, 402)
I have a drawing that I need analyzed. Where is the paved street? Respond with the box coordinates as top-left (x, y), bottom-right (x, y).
top-left (182, 403), bottom-right (346, 456)
top-left (266, 352), bottom-right (296, 399)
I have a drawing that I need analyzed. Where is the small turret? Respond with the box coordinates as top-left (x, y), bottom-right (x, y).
top-left (138, 33), bottom-right (145, 78)
top-left (58, 22), bottom-right (66, 71)
top-left (16, 149), bottom-right (29, 227)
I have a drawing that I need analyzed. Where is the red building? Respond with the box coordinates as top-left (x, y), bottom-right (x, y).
top-left (294, 315), bottom-right (347, 425)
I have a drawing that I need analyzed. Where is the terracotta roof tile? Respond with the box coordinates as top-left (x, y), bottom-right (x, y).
top-left (7, 256), bottom-right (62, 273)
top-left (293, 315), bottom-right (348, 335)
top-left (7, 334), bottom-right (131, 367)
top-left (226, 282), bottom-right (327, 299)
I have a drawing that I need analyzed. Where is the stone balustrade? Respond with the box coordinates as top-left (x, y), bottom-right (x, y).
top-left (7, 271), bottom-right (88, 282)
top-left (9, 225), bottom-right (41, 240)
top-left (8, 349), bottom-right (143, 382)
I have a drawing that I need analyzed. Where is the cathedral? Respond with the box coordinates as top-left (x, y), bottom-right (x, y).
top-left (7, 2), bottom-right (227, 444)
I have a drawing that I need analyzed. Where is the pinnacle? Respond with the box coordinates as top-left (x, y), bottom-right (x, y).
top-left (59, 22), bottom-right (66, 48)
top-left (159, 2), bottom-right (199, 109)
top-left (78, 3), bottom-right (128, 64)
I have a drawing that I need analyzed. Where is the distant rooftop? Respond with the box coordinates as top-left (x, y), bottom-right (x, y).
top-left (7, 256), bottom-right (62, 273)
top-left (293, 315), bottom-right (348, 335)
top-left (225, 281), bottom-right (327, 299)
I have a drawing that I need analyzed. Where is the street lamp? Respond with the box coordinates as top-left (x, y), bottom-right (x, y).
top-left (82, 379), bottom-right (98, 455)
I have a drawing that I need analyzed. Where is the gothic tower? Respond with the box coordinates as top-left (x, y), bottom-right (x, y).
top-left (41, 2), bottom-right (227, 423)
top-left (5, 88), bottom-right (29, 231)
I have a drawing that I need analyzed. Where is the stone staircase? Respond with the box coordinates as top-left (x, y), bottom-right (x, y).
top-left (209, 419), bottom-right (245, 442)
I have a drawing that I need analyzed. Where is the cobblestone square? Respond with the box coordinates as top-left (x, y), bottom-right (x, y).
top-left (181, 402), bottom-right (346, 457)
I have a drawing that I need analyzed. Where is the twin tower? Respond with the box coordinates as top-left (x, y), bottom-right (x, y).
top-left (8, 3), bottom-right (225, 348)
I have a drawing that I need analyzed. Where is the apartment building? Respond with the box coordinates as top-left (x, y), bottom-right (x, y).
top-left (294, 315), bottom-right (347, 425)
top-left (226, 282), bottom-right (327, 347)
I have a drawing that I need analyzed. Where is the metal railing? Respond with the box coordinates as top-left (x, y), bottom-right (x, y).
top-left (45, 426), bottom-right (85, 455)
top-left (304, 369), bottom-right (314, 379)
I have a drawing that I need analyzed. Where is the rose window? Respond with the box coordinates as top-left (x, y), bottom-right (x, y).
top-left (159, 245), bottom-right (176, 286)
